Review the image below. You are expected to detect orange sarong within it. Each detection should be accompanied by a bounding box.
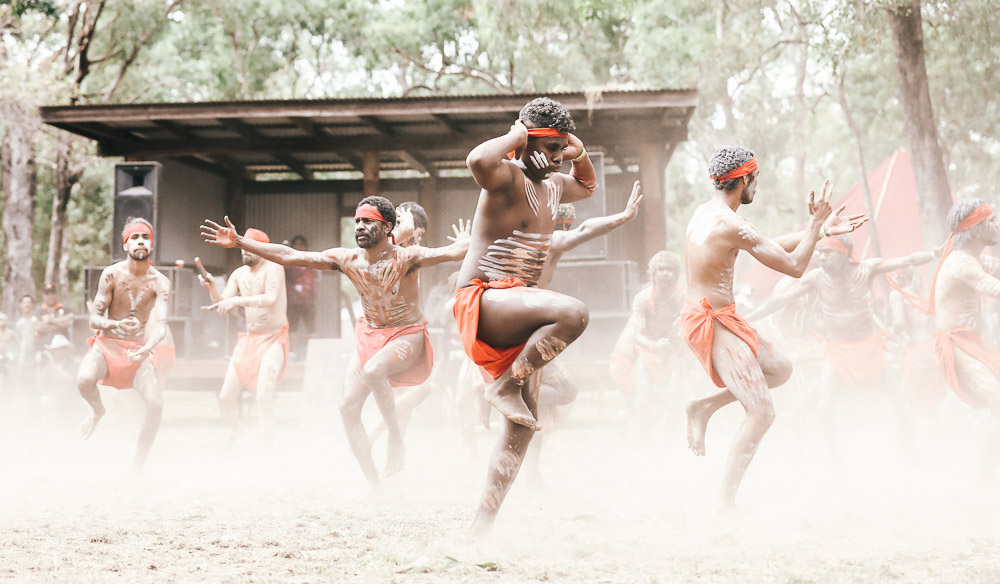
[87,334,175,390]
[355,320,433,387]
[233,323,290,392]
[824,333,884,387]
[680,298,759,388]
[452,278,527,380]
[933,327,1000,409]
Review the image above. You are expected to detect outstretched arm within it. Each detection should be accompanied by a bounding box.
[552,180,642,253]
[411,218,472,268]
[740,181,839,277]
[745,275,816,322]
[201,216,338,270]
[870,249,938,274]
[771,204,869,251]
[466,120,525,192]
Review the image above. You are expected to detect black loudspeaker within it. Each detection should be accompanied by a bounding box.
[112,162,160,263]
[547,259,640,315]
[561,151,607,261]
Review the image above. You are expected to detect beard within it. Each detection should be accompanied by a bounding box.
[355,230,378,249]
[128,248,149,261]
[740,182,757,205]
[242,253,259,266]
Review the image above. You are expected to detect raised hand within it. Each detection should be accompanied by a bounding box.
[823,204,869,236]
[201,216,239,248]
[808,180,834,227]
[194,257,215,290]
[448,218,471,243]
[622,180,643,220]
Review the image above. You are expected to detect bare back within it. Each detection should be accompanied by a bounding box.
[684,202,747,308]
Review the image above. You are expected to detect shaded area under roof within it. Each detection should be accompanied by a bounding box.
[40,89,698,181]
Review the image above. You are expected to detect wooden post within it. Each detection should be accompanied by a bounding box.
[640,143,666,267]
[363,151,381,196]
[418,176,438,243]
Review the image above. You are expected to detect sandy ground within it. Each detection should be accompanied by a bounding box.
[1,379,1000,584]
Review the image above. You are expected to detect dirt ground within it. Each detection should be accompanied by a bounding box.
[1,381,999,584]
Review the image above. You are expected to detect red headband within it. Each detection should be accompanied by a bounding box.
[244,228,270,243]
[355,205,396,243]
[122,222,153,246]
[816,237,852,256]
[929,202,995,314]
[710,157,758,181]
[508,127,570,159]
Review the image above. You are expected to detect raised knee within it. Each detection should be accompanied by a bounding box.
[771,359,793,387]
[558,300,589,336]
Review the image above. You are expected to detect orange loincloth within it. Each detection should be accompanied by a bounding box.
[355,320,433,387]
[680,298,759,389]
[452,278,527,380]
[933,327,1000,409]
[233,323,290,392]
[823,333,884,388]
[87,334,175,390]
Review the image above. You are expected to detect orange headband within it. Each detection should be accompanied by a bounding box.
[928,202,994,314]
[526,127,569,139]
[355,205,396,243]
[244,228,270,243]
[816,237,852,256]
[710,157,758,181]
[122,222,153,246]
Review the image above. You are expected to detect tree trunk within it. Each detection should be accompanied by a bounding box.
[45,138,79,291]
[887,0,952,244]
[837,67,881,257]
[0,109,39,315]
[792,21,809,223]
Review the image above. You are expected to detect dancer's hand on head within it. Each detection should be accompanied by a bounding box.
[201,216,239,248]
[622,180,643,219]
[509,119,529,159]
[564,133,585,162]
[823,205,869,236]
[448,218,471,243]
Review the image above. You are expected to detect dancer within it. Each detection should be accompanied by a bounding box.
[456,96,596,533]
[76,218,174,473]
[681,145,865,513]
[202,197,469,484]
[197,227,289,447]
[931,198,1000,485]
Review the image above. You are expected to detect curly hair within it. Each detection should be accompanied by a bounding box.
[519,97,576,134]
[397,201,428,230]
[708,145,755,192]
[123,216,153,236]
[947,198,992,248]
[357,196,396,229]
[648,250,680,276]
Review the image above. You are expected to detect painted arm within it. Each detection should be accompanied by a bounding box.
[745,274,816,322]
[870,250,937,274]
[205,263,284,316]
[740,182,836,277]
[556,133,597,203]
[412,218,472,268]
[130,275,170,362]
[979,254,1000,278]
[552,180,642,253]
[770,204,869,252]
[88,268,130,334]
[956,256,1000,299]
[466,120,525,192]
[201,216,338,270]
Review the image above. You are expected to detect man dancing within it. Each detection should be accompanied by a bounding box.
[197,228,289,446]
[456,96,596,533]
[681,145,865,513]
[930,198,1000,485]
[202,196,468,484]
[77,218,174,473]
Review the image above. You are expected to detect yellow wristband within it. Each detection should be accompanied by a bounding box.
[571,147,587,163]
[819,227,827,239]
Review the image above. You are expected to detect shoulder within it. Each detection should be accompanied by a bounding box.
[151,269,171,288]
[323,247,354,261]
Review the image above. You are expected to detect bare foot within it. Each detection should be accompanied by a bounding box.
[382,435,405,478]
[484,374,540,431]
[685,400,711,456]
[80,407,105,439]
